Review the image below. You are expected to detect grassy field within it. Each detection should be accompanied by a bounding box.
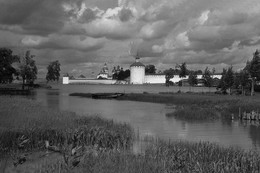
[2,96,260,172]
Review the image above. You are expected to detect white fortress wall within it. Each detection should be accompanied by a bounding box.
[169,75,188,83]
[145,75,166,84]
[130,66,145,84]
[143,74,222,84]
[62,77,117,84]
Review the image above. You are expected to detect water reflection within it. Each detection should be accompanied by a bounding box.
[30,87,260,152]
[248,122,260,151]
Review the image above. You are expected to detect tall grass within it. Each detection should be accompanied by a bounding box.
[0,96,134,157]
[36,139,260,173]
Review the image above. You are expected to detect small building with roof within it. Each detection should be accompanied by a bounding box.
[97,63,112,79]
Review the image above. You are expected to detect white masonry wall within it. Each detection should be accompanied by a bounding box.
[130,66,145,84]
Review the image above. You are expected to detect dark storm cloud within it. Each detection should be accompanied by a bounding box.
[0,0,41,25]
[118,8,133,22]
[78,8,99,23]
[21,35,105,52]
[185,11,260,54]
[0,0,67,36]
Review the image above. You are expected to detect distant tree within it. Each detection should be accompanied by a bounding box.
[178,62,188,79]
[219,66,234,94]
[19,50,37,89]
[117,69,130,80]
[112,65,122,79]
[202,67,213,91]
[164,68,174,86]
[178,62,188,91]
[197,70,203,74]
[78,74,86,78]
[145,64,156,74]
[212,67,216,75]
[245,49,260,96]
[46,60,61,83]
[233,70,250,95]
[218,68,227,92]
[225,66,234,94]
[188,72,198,91]
[218,67,235,94]
[0,48,19,84]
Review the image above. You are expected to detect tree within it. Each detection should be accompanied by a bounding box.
[246,49,260,96]
[19,50,37,89]
[145,64,156,74]
[188,72,198,91]
[0,48,19,84]
[219,66,234,94]
[46,60,61,83]
[117,69,130,80]
[218,68,227,92]
[178,62,188,79]
[178,62,188,90]
[202,67,213,91]
[226,66,234,94]
[164,68,174,86]
[233,70,250,95]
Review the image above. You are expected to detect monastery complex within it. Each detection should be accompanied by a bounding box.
[63,57,221,85]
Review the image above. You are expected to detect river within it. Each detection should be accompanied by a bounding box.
[30,84,260,152]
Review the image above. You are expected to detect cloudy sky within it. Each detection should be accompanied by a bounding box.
[1,0,260,77]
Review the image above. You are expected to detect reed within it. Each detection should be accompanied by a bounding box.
[0,96,134,158]
[36,139,260,173]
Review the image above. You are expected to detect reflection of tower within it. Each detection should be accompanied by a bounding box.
[130,52,145,84]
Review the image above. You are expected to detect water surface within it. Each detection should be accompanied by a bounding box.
[32,85,260,152]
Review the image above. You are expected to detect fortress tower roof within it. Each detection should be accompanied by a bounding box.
[130,53,145,67]
[130,61,145,67]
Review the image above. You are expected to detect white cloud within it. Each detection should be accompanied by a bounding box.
[176,32,190,48]
[198,10,209,25]
[152,45,163,53]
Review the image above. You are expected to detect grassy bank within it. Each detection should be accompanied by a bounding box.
[0,97,133,159]
[166,105,221,121]
[2,96,260,172]
[70,92,260,120]
[0,83,52,90]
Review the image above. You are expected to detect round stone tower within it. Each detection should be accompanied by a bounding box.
[130,54,145,84]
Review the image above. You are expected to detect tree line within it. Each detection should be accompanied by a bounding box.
[162,49,260,96]
[0,48,61,89]
[218,49,260,96]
